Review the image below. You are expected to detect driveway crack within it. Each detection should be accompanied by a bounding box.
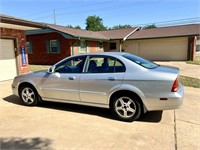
[174,110,177,150]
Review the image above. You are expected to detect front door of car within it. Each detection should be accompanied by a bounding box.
[42,56,86,101]
[79,56,126,104]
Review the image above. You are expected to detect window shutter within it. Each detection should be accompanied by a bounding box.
[57,40,61,53]
[46,40,50,53]
[29,42,33,54]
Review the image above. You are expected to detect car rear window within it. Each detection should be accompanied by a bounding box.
[123,54,159,69]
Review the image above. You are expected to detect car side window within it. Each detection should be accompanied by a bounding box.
[86,56,125,73]
[54,56,86,73]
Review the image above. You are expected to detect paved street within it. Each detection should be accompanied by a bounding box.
[0,80,199,150]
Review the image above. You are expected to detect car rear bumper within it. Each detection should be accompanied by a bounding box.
[145,84,184,111]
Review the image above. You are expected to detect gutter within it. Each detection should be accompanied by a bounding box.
[0,15,47,29]
[123,27,140,41]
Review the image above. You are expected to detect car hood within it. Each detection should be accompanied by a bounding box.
[16,70,47,79]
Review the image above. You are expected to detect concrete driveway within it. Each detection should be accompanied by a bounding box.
[0,80,199,150]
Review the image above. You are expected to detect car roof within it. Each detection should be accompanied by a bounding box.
[74,52,128,57]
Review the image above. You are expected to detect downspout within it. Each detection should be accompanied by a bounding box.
[123,27,140,41]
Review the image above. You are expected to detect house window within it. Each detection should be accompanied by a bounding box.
[50,40,60,53]
[98,41,103,50]
[110,42,116,50]
[26,42,33,54]
[79,40,87,53]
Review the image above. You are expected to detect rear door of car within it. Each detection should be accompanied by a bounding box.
[79,55,126,104]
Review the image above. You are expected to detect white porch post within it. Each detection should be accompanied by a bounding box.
[119,40,122,52]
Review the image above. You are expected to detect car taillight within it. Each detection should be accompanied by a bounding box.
[171,78,179,92]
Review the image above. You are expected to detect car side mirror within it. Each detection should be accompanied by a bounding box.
[47,66,55,74]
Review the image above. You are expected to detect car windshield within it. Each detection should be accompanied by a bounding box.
[123,54,159,69]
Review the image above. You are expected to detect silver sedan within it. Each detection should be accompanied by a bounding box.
[12,52,184,122]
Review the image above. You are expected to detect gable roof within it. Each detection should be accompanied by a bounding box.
[128,24,200,40]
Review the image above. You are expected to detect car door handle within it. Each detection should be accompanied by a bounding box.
[68,76,75,80]
[108,77,116,81]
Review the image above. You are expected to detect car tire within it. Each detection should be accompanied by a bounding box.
[111,95,141,122]
[19,85,38,106]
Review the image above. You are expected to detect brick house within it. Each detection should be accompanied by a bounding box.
[27,23,199,65]
[0,14,46,81]
[26,24,138,65]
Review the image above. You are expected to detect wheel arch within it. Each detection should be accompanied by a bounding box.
[109,89,147,113]
[18,82,42,101]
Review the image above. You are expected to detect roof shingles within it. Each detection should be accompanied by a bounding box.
[128,24,200,40]
[48,24,108,40]
[48,24,138,40]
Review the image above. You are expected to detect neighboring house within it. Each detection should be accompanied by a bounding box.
[26,25,139,64]
[0,14,46,81]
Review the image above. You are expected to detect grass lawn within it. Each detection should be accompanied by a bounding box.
[29,65,51,72]
[186,55,200,65]
[179,76,200,88]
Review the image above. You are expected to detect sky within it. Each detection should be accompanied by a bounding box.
[0,0,200,29]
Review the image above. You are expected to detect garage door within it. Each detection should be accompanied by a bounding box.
[138,37,188,61]
[0,39,17,81]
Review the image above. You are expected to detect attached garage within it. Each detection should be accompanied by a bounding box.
[0,14,46,82]
[125,37,188,61]
[0,39,17,81]
[125,24,199,61]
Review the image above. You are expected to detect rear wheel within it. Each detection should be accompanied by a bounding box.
[19,86,38,106]
[111,96,141,122]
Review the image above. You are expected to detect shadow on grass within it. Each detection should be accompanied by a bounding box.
[0,137,52,150]
[3,94,163,123]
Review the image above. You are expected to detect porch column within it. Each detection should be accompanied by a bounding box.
[119,40,123,52]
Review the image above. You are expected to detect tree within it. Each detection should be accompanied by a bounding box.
[66,25,81,29]
[85,15,106,31]
[109,24,132,30]
[143,24,157,29]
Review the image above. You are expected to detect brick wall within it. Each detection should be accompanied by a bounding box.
[27,32,107,65]
[27,32,71,65]
[0,27,29,74]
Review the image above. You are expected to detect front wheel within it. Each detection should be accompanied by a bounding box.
[19,86,38,106]
[111,96,141,122]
